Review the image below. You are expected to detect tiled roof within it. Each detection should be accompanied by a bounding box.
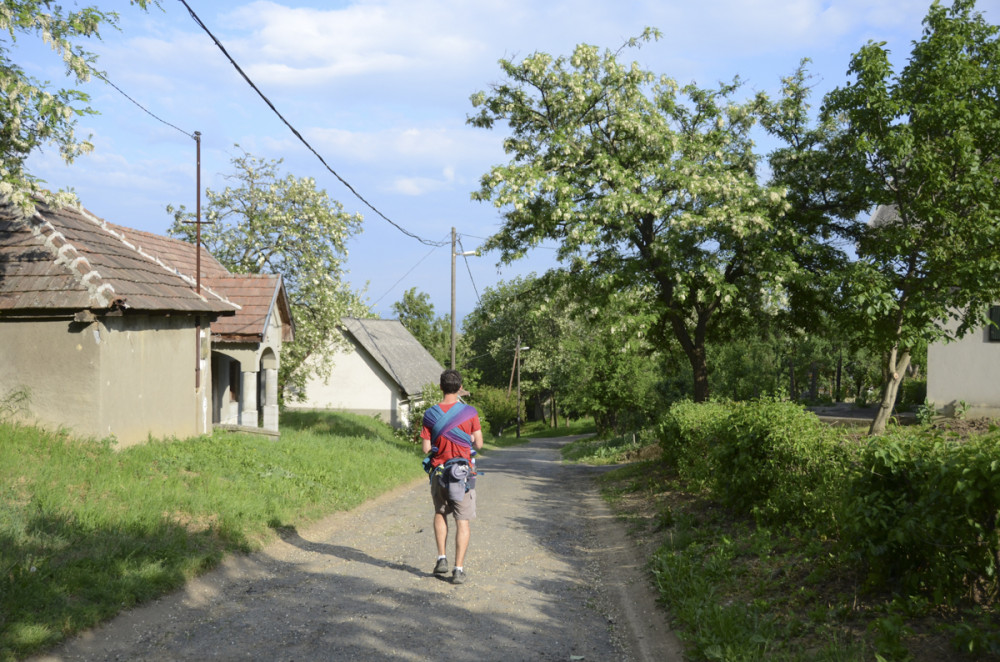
[110,223,230,279]
[205,273,294,342]
[0,200,237,315]
[342,317,444,398]
[110,222,293,343]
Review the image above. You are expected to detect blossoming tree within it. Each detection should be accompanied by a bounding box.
[469,30,799,402]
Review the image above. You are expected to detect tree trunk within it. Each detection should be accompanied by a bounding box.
[688,345,710,403]
[869,349,912,435]
[835,349,843,402]
[809,361,819,401]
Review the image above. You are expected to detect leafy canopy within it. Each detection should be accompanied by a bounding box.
[469,29,798,401]
[0,1,149,213]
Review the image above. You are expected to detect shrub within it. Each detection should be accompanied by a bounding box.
[841,428,1000,602]
[711,398,851,529]
[896,378,927,411]
[657,400,732,489]
[469,385,519,437]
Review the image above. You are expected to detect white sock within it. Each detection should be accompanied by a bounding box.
[437,555,446,561]
[454,566,463,572]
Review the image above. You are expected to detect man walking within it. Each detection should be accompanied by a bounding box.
[420,369,484,584]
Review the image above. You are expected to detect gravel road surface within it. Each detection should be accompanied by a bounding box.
[31,435,684,662]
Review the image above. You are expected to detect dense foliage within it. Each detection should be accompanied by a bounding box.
[391,287,450,367]
[470,30,799,404]
[659,399,1000,607]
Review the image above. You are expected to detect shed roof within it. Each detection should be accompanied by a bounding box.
[341,317,444,398]
[0,199,237,315]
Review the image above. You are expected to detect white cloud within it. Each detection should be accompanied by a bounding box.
[389,166,456,196]
[222,0,484,85]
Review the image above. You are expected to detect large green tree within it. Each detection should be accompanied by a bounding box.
[0,1,148,213]
[816,0,1000,434]
[391,287,450,366]
[168,148,369,400]
[469,30,796,402]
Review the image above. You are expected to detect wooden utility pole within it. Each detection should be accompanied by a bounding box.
[450,227,457,369]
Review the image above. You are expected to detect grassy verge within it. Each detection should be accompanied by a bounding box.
[567,436,1000,661]
[0,411,424,662]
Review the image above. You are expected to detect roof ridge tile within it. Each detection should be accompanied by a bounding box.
[28,211,117,308]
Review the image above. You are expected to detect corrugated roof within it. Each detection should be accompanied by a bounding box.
[0,199,237,314]
[341,317,444,398]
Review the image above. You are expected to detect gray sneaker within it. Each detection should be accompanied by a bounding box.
[451,568,466,584]
[433,558,449,575]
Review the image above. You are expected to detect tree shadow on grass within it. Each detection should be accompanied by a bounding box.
[0,511,227,661]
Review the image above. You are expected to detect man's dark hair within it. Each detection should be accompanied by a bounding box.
[440,369,463,394]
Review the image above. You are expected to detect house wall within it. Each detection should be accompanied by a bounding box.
[0,315,103,437]
[287,332,405,427]
[927,323,1000,418]
[0,314,205,446]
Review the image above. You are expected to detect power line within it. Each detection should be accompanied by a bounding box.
[457,236,482,306]
[370,237,447,307]
[91,70,195,140]
[176,0,447,248]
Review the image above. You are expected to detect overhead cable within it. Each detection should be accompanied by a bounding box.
[176,0,448,247]
[91,70,195,140]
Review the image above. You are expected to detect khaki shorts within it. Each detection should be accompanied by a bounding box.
[431,477,477,520]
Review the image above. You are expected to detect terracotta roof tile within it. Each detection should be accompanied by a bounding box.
[0,199,237,315]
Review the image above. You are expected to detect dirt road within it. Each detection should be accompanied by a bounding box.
[32,435,684,661]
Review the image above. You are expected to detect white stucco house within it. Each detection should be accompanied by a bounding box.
[286,317,444,429]
[109,224,295,435]
[0,198,237,446]
[927,306,1000,418]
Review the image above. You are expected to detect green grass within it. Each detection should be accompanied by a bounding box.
[483,417,597,448]
[0,411,425,662]
[524,417,596,438]
[561,428,647,464]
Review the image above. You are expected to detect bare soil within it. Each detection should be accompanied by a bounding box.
[30,435,684,662]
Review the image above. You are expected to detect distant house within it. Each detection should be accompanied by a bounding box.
[109,225,294,434]
[286,317,444,428]
[0,199,237,446]
[927,307,1000,419]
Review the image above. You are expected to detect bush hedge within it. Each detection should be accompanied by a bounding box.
[842,428,1000,602]
[711,399,852,529]
[658,399,1000,604]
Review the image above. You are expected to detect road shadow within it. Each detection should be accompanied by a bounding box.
[273,525,426,578]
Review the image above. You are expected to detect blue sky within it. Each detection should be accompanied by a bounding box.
[19,0,1000,323]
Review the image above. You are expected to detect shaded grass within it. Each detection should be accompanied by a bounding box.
[0,411,424,661]
[484,418,596,448]
[561,428,650,464]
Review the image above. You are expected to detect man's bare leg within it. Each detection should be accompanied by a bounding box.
[455,519,471,568]
[434,513,448,557]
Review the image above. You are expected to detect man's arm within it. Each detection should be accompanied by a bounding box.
[472,429,483,451]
